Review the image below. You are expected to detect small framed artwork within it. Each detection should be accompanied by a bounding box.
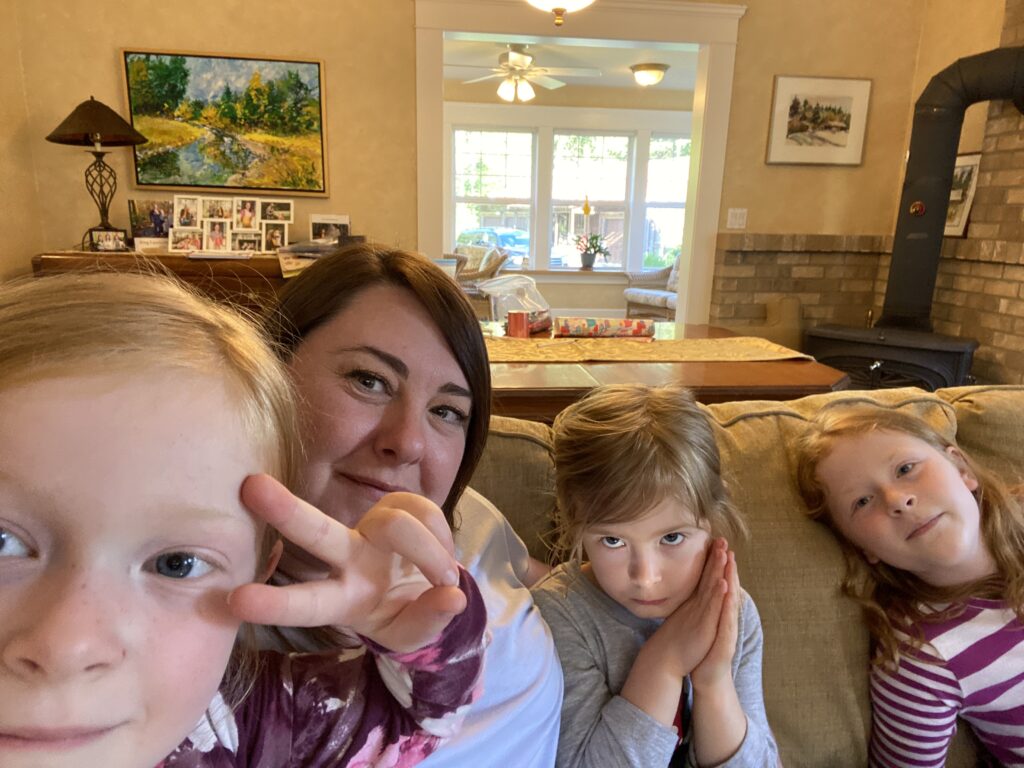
[232,231,262,252]
[766,76,871,165]
[234,197,260,231]
[168,227,203,253]
[127,197,173,238]
[310,213,350,240]
[263,221,288,252]
[89,228,129,252]
[945,153,982,237]
[203,221,232,252]
[259,199,294,224]
[173,195,199,228]
[201,197,234,221]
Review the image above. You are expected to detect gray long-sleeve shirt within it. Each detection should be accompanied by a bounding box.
[532,561,779,768]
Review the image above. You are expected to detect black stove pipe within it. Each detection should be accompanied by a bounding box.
[878,46,1024,331]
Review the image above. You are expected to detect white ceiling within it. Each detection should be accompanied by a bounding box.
[443,35,699,91]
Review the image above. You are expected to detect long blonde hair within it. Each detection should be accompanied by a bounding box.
[0,271,301,701]
[551,384,744,563]
[795,405,1024,667]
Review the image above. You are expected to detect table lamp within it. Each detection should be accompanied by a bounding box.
[45,97,147,248]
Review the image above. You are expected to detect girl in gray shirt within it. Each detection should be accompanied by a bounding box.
[532,384,779,768]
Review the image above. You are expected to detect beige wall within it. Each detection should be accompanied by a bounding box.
[7,0,419,277]
[718,0,1003,236]
[2,5,43,280]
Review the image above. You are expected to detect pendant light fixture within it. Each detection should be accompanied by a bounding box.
[525,0,596,27]
[497,76,536,103]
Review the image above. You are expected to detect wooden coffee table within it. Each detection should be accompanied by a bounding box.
[489,325,849,422]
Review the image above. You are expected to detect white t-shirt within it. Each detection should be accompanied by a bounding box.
[418,487,562,768]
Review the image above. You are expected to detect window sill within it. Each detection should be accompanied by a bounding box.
[517,269,628,284]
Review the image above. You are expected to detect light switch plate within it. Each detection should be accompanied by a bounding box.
[726,208,748,230]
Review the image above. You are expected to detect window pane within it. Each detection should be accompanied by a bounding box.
[550,205,625,270]
[454,203,530,269]
[643,206,684,270]
[454,130,533,199]
[552,134,629,201]
[646,137,690,203]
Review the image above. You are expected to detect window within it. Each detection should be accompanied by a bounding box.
[446,104,691,272]
[643,136,690,269]
[452,129,533,268]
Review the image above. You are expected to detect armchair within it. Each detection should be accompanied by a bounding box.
[623,258,679,319]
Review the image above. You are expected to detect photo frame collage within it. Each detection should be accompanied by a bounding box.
[168,195,294,254]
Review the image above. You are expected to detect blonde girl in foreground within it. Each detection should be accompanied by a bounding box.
[796,405,1024,767]
[0,272,485,768]
[531,384,778,768]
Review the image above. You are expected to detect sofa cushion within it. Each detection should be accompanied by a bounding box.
[623,287,675,308]
[703,387,982,767]
[471,415,556,562]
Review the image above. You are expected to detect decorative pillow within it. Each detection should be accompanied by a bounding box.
[666,256,680,290]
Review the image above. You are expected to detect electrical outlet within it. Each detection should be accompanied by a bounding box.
[726,208,748,230]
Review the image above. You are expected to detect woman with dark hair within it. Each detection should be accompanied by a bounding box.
[263,244,562,767]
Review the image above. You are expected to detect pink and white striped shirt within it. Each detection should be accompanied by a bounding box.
[869,597,1024,767]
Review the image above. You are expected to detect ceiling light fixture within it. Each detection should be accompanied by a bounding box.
[525,0,596,27]
[497,76,536,103]
[631,63,669,87]
[516,78,536,102]
[497,77,517,102]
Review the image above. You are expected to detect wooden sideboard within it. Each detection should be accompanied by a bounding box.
[32,251,288,311]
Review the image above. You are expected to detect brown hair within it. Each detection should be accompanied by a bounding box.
[795,405,1024,667]
[0,271,301,703]
[551,384,744,562]
[266,243,491,525]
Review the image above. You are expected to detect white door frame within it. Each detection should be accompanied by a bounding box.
[415,0,746,323]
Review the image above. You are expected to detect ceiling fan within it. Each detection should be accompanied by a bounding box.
[450,45,602,93]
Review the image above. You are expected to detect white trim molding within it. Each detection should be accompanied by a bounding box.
[416,0,746,324]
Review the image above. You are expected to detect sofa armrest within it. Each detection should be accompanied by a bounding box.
[625,265,672,288]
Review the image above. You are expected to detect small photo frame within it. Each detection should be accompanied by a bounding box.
[310,213,351,241]
[203,221,233,252]
[945,153,982,237]
[766,76,871,166]
[232,231,262,252]
[262,221,288,252]
[173,195,199,228]
[234,197,260,231]
[89,228,128,252]
[259,198,294,224]
[201,197,234,222]
[127,197,173,238]
[168,227,203,253]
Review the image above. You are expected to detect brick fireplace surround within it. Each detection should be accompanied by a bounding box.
[711,0,1024,385]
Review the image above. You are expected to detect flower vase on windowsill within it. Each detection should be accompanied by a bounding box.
[575,233,610,271]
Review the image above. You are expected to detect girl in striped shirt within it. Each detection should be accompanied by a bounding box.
[796,405,1024,768]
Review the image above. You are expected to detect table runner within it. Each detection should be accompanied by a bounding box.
[484,336,813,363]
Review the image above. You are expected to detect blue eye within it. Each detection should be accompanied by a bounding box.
[600,536,625,549]
[661,532,686,546]
[150,551,214,580]
[0,527,33,559]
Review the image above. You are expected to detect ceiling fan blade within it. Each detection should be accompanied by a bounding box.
[527,74,566,90]
[535,66,602,78]
[461,72,506,85]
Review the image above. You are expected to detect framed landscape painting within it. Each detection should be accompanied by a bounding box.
[945,153,981,237]
[766,76,871,165]
[122,50,327,195]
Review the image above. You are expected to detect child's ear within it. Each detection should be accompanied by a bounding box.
[257,538,283,583]
[945,446,980,492]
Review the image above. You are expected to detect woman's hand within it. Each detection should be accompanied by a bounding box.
[227,474,466,653]
[690,549,741,691]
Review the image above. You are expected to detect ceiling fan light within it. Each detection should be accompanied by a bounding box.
[516,78,536,102]
[497,77,517,102]
[631,63,669,87]
[525,0,596,26]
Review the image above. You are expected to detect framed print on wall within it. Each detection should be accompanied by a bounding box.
[122,50,327,195]
[766,76,871,165]
[945,153,982,237]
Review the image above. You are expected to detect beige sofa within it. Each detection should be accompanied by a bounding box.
[469,385,1024,766]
